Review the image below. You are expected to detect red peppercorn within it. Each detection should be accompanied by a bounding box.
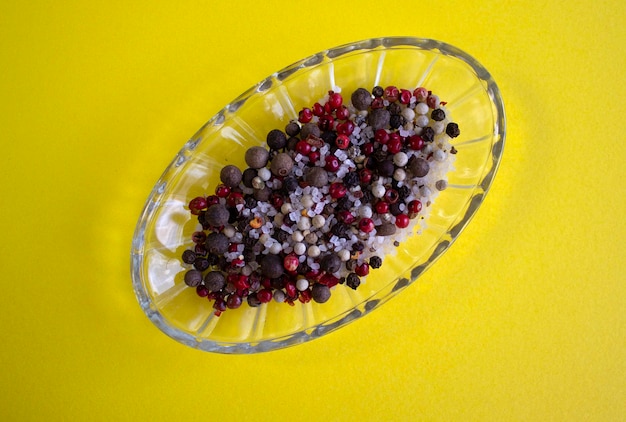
[227,192,244,207]
[283,254,300,272]
[362,142,375,156]
[407,200,422,214]
[298,289,312,303]
[375,129,390,144]
[329,182,347,199]
[360,168,373,184]
[384,188,399,204]
[375,201,389,214]
[196,285,209,297]
[358,218,375,233]
[299,107,313,123]
[328,91,343,110]
[308,150,320,164]
[413,87,428,101]
[319,273,339,287]
[335,134,350,149]
[387,137,403,154]
[337,121,355,136]
[257,289,273,303]
[371,97,385,109]
[312,102,324,117]
[318,114,334,131]
[383,86,399,102]
[206,195,220,206]
[355,262,370,277]
[325,155,340,172]
[285,281,297,298]
[228,243,239,253]
[324,102,332,114]
[399,89,412,104]
[295,140,311,155]
[215,184,231,198]
[192,231,206,244]
[395,214,410,228]
[408,135,424,150]
[338,210,355,224]
[335,105,349,120]
[305,269,322,280]
[188,196,207,215]
[271,193,284,209]
[226,294,243,309]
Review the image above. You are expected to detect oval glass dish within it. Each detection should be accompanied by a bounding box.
[131,37,505,353]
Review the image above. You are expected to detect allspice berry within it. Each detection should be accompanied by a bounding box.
[304,166,328,187]
[377,159,395,177]
[311,283,331,303]
[242,168,257,188]
[300,122,321,139]
[285,121,300,137]
[205,232,229,255]
[184,269,203,287]
[245,146,269,169]
[270,152,294,176]
[204,203,230,227]
[375,223,397,236]
[220,165,242,188]
[368,108,390,130]
[320,254,341,274]
[267,129,287,150]
[351,88,373,111]
[409,157,430,177]
[253,186,271,202]
[204,271,226,292]
[261,254,284,279]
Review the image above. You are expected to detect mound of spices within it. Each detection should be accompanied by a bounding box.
[181,85,459,315]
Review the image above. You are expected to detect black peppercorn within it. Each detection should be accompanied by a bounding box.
[368,108,390,130]
[377,159,395,177]
[352,241,365,252]
[220,165,243,188]
[335,196,352,212]
[311,283,331,303]
[296,262,310,275]
[204,271,226,292]
[267,129,287,150]
[389,114,404,129]
[242,249,256,263]
[372,86,384,97]
[351,88,373,111]
[270,276,286,290]
[274,229,289,243]
[446,122,460,138]
[247,293,261,307]
[387,102,401,115]
[320,254,342,273]
[431,109,446,121]
[205,232,229,255]
[346,273,361,290]
[244,195,257,209]
[227,207,239,224]
[242,168,257,188]
[285,121,300,137]
[398,185,410,200]
[253,186,271,202]
[286,136,299,151]
[320,130,337,145]
[181,249,196,264]
[260,254,284,279]
[205,204,230,227]
[369,256,383,269]
[389,203,402,216]
[282,176,299,193]
[343,171,360,188]
[184,269,203,287]
[330,222,349,238]
[345,259,356,271]
[206,253,219,266]
[421,127,435,143]
[194,257,209,271]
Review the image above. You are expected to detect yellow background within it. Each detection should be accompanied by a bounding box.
[1,1,625,420]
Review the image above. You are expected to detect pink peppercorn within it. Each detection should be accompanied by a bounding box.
[295,140,311,155]
[407,200,422,214]
[387,137,402,154]
[206,195,220,206]
[375,201,389,214]
[196,285,209,297]
[355,262,370,277]
[329,182,347,199]
[338,210,355,224]
[335,134,350,149]
[328,91,343,110]
[371,97,385,109]
[257,289,273,303]
[375,129,390,144]
[413,87,428,101]
[215,184,230,198]
[308,150,320,164]
[383,86,399,102]
[299,108,313,123]
[318,114,334,131]
[360,168,373,184]
[188,196,207,215]
[335,106,349,120]
[408,135,424,151]
[283,254,299,272]
[312,102,324,117]
[399,89,412,104]
[395,214,410,228]
[362,142,375,156]
[358,218,375,233]
[337,121,355,136]
[325,155,340,172]
[298,289,312,303]
[285,281,297,298]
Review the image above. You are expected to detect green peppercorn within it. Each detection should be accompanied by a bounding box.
[267,129,287,150]
[245,146,269,169]
[311,283,331,303]
[304,166,328,187]
[351,88,373,111]
[205,232,229,255]
[368,108,390,130]
[220,165,242,188]
[184,269,203,287]
[204,271,226,292]
[270,152,294,176]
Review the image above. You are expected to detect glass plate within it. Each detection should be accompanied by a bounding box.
[131,37,506,353]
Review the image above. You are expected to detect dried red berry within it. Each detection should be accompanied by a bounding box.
[215,184,231,198]
[308,150,320,164]
[257,289,273,303]
[335,134,350,149]
[413,87,428,101]
[318,114,334,131]
[312,102,324,117]
[338,210,355,224]
[329,182,347,199]
[325,155,340,172]
[299,107,312,123]
[328,92,343,110]
[408,135,425,151]
[407,200,422,214]
[362,142,375,156]
[283,254,300,272]
[188,196,208,215]
[336,121,355,136]
[359,168,373,184]
[358,218,375,233]
[355,262,370,277]
[383,86,399,102]
[399,89,412,104]
[295,140,312,155]
[375,129,390,144]
[387,137,403,154]
[395,214,410,228]
[335,105,349,120]
[375,201,389,214]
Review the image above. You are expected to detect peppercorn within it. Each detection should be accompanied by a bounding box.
[300,122,321,140]
[311,283,331,303]
[398,185,410,200]
[320,253,342,274]
[270,276,286,290]
[408,157,430,177]
[372,86,384,97]
[345,259,356,271]
[260,254,284,278]
[431,109,446,121]
[205,203,230,227]
[194,257,209,271]
[352,241,365,252]
[206,253,218,266]
[244,195,257,209]
[387,102,401,115]
[343,171,360,188]
[227,207,239,224]
[286,137,299,151]
[205,232,229,255]
[247,293,261,307]
[377,159,395,177]
[389,114,404,129]
[245,146,269,169]
[369,255,383,269]
[181,249,196,264]
[368,108,390,130]
[435,180,448,191]
[421,127,435,143]
[270,152,294,176]
[274,229,289,243]
[220,165,243,188]
[351,88,373,111]
[242,249,256,263]
[446,122,460,138]
[285,121,300,137]
[335,196,352,212]
[204,271,226,292]
[389,203,402,216]
[267,129,287,150]
[296,262,310,275]
[304,232,318,244]
[253,186,271,202]
[320,130,337,145]
[346,273,361,289]
[242,168,257,188]
[330,222,350,238]
[184,269,203,287]
[375,223,396,236]
[304,166,328,187]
